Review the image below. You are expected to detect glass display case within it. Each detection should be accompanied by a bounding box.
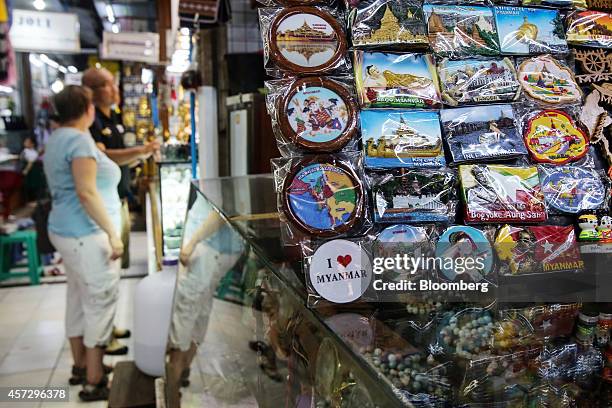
[158,161,192,258]
[165,175,612,408]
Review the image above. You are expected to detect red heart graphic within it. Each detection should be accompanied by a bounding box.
[337,255,352,268]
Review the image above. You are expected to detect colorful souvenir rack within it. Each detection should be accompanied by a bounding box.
[258,0,612,405]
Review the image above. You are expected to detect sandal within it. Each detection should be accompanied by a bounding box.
[69,365,113,385]
[78,376,109,402]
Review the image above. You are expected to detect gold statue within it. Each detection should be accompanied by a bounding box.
[516,16,538,42]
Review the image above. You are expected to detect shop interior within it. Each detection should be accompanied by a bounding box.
[0,0,611,407]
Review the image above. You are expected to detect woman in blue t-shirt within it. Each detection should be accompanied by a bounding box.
[43,86,122,402]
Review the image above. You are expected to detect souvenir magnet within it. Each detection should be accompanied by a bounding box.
[494,7,568,55]
[578,214,600,241]
[495,225,583,275]
[268,7,347,75]
[540,166,606,213]
[438,58,520,106]
[522,0,586,9]
[524,110,589,165]
[371,169,456,223]
[278,77,358,152]
[573,49,612,84]
[435,226,494,282]
[459,164,547,223]
[361,109,445,168]
[351,0,428,49]
[354,51,441,109]
[441,104,527,164]
[518,56,582,105]
[373,225,432,276]
[283,157,364,236]
[567,11,612,49]
[424,5,500,58]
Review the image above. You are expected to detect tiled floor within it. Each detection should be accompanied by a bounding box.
[0,279,137,408]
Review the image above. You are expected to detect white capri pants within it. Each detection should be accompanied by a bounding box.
[49,231,120,348]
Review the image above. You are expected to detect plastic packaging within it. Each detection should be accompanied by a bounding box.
[349,0,428,49]
[517,55,583,106]
[423,5,500,58]
[522,0,587,8]
[437,57,521,106]
[360,109,446,168]
[503,304,581,340]
[441,104,528,164]
[353,51,442,109]
[458,164,547,223]
[494,224,584,276]
[567,10,612,49]
[519,108,590,165]
[369,168,457,224]
[272,152,369,245]
[434,308,497,359]
[265,76,359,155]
[494,7,569,55]
[259,6,351,77]
[434,225,495,283]
[539,165,609,214]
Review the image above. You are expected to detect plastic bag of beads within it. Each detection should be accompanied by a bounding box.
[491,311,537,351]
[271,152,371,246]
[494,224,585,276]
[458,164,547,224]
[424,4,501,59]
[353,51,442,109]
[567,10,612,49]
[361,109,446,169]
[515,55,583,107]
[459,348,541,404]
[348,0,429,50]
[493,7,569,56]
[538,165,610,215]
[368,168,457,224]
[301,236,374,307]
[258,7,351,78]
[441,104,528,165]
[437,57,521,107]
[265,76,360,156]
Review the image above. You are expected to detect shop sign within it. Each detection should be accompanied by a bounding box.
[10,10,80,53]
[101,32,159,64]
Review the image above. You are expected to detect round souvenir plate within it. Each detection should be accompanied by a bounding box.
[434,226,494,282]
[277,77,358,152]
[268,7,347,75]
[524,110,589,165]
[541,167,606,213]
[282,156,364,236]
[518,56,582,105]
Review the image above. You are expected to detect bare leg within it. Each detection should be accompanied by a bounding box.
[69,336,86,368]
[85,346,105,385]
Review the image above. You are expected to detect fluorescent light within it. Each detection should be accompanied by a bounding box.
[51,79,64,94]
[111,23,119,33]
[40,54,59,69]
[105,4,115,23]
[29,54,43,67]
[0,85,13,93]
[68,66,78,73]
[58,66,68,74]
[180,27,190,36]
[32,0,46,10]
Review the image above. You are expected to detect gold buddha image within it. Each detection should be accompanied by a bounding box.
[515,16,538,42]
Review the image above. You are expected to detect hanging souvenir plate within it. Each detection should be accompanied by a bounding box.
[524,110,589,164]
[371,169,456,223]
[567,11,612,49]
[438,58,520,106]
[351,0,428,49]
[435,226,494,282]
[459,164,547,223]
[540,166,606,213]
[518,56,582,105]
[361,109,445,168]
[283,158,364,236]
[424,5,500,58]
[278,77,359,152]
[268,7,347,75]
[494,7,569,55]
[441,104,527,164]
[494,225,583,276]
[354,51,441,109]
